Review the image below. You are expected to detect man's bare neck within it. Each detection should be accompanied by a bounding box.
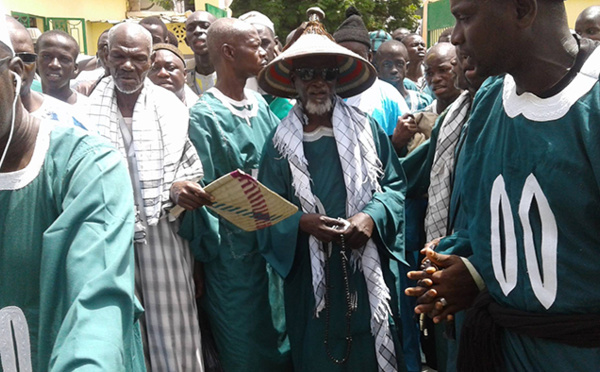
[116,89,142,117]
[44,86,77,105]
[21,90,44,114]
[194,54,215,75]
[215,77,246,101]
[0,109,41,172]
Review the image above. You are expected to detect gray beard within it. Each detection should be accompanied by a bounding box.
[304,97,333,116]
[115,82,144,95]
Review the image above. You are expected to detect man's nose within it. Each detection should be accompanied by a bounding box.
[49,57,60,68]
[122,59,134,70]
[157,67,169,78]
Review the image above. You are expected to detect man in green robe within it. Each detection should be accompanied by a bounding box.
[186,18,291,371]
[257,19,408,372]
[406,0,600,371]
[0,18,144,371]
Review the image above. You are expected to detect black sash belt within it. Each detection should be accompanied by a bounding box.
[457,290,600,372]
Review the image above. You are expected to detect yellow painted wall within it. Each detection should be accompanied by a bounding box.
[4,0,126,21]
[87,22,113,55]
[6,0,126,55]
[566,0,596,29]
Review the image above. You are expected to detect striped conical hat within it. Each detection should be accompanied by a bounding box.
[258,24,376,99]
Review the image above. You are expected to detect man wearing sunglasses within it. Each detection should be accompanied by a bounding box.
[257,18,407,372]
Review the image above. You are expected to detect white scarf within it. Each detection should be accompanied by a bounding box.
[273,97,397,371]
[88,77,203,225]
[425,91,472,241]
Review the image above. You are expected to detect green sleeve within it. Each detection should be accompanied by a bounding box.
[188,100,219,183]
[45,143,143,371]
[360,117,408,265]
[179,202,222,263]
[257,134,303,279]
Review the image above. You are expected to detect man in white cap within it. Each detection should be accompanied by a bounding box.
[257,16,407,372]
[240,10,295,119]
[187,17,292,371]
[0,12,144,372]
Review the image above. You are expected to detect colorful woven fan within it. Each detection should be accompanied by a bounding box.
[170,170,298,231]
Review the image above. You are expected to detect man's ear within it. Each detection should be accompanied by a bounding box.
[9,57,24,82]
[72,62,79,79]
[222,43,235,61]
[184,36,189,47]
[513,0,537,29]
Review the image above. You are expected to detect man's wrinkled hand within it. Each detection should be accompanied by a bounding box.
[170,181,215,211]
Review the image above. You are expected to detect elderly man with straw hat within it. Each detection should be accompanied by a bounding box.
[257,14,408,372]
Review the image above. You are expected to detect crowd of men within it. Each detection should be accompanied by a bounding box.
[0,1,599,371]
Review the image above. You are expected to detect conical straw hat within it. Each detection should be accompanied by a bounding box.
[258,28,376,98]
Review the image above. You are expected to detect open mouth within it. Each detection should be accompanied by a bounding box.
[45,72,62,80]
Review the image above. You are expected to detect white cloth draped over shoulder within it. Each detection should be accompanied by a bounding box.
[88,77,204,225]
[272,97,398,372]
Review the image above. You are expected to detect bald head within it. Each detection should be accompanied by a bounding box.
[373,40,409,91]
[425,42,460,103]
[576,6,600,41]
[207,18,266,84]
[425,42,456,66]
[207,18,256,65]
[375,40,408,63]
[108,23,152,54]
[107,23,153,95]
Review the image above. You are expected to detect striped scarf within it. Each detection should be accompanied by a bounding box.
[273,97,398,371]
[88,77,203,225]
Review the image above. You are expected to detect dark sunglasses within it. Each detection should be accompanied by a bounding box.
[16,52,37,63]
[294,67,339,82]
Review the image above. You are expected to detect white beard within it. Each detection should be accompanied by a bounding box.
[304,97,333,116]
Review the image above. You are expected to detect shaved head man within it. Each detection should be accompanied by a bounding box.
[89,21,209,371]
[405,0,600,371]
[185,11,217,95]
[374,40,410,97]
[576,5,600,41]
[186,17,291,372]
[424,42,462,113]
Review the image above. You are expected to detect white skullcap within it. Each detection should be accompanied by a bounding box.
[0,3,14,55]
[239,11,275,34]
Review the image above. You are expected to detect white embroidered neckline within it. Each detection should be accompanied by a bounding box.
[502,47,600,121]
[0,122,53,191]
[303,126,334,142]
[207,87,259,121]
